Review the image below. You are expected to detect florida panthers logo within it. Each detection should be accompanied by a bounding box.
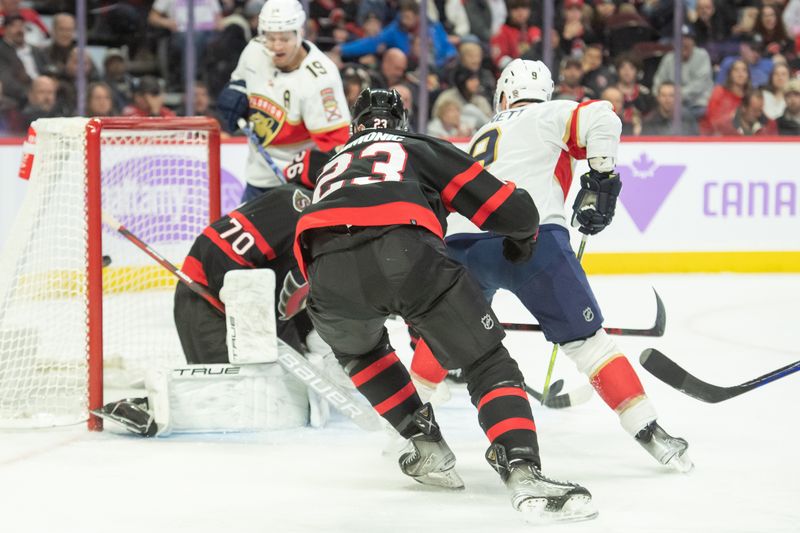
[249,94,287,146]
[278,270,309,321]
[292,189,311,212]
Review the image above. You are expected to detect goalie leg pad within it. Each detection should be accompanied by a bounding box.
[219,269,278,364]
[146,362,308,436]
[561,330,656,435]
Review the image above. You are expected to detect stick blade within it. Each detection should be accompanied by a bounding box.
[640,349,728,403]
[651,289,667,337]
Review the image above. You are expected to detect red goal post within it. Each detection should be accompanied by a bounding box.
[0,117,220,430]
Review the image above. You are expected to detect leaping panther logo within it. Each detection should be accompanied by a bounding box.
[248,94,287,146]
[278,270,309,321]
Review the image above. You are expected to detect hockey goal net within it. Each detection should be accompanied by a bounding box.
[0,117,220,429]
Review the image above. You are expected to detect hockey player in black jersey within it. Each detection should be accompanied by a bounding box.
[294,88,597,522]
[177,182,314,361]
[94,183,338,436]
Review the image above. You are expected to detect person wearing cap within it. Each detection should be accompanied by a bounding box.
[652,23,714,118]
[0,14,50,107]
[122,75,176,118]
[716,35,774,88]
[102,48,134,111]
[553,57,596,102]
[776,78,800,135]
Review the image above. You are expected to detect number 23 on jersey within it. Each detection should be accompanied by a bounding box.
[313,142,408,202]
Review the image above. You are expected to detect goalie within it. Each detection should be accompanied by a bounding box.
[95,182,346,436]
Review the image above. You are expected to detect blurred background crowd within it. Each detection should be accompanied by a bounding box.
[1,0,800,138]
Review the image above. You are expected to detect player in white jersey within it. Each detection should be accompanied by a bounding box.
[412,59,694,473]
[217,0,351,200]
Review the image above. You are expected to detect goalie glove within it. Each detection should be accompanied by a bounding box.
[571,169,622,236]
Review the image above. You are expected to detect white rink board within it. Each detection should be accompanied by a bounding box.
[2,139,799,253]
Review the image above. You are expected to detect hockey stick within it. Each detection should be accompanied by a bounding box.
[540,234,589,404]
[237,118,287,184]
[102,211,382,431]
[502,288,666,337]
[525,383,594,409]
[640,348,800,403]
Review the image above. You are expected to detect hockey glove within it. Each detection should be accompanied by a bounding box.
[571,169,622,235]
[216,80,249,134]
[502,231,538,264]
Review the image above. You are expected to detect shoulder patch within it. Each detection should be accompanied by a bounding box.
[320,88,343,122]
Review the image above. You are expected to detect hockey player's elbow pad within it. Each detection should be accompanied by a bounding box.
[217,80,249,134]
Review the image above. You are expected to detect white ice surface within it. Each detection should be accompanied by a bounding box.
[1,274,798,533]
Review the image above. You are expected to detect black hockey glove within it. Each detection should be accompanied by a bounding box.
[502,231,538,264]
[216,80,249,134]
[571,169,622,236]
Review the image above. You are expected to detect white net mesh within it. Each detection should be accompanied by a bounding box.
[0,118,217,428]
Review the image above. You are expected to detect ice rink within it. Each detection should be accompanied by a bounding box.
[1,273,798,533]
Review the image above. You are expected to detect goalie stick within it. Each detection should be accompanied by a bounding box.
[640,348,800,403]
[102,211,382,431]
[502,288,667,337]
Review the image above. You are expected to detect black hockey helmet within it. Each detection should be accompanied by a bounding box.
[350,88,409,133]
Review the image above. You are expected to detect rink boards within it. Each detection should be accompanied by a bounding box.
[1,136,798,273]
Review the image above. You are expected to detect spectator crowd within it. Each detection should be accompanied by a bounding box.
[2,0,800,137]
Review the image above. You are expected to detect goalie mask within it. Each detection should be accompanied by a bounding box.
[494,59,554,113]
[350,88,409,134]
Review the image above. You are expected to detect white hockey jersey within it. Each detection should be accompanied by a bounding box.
[231,40,351,188]
[447,99,621,234]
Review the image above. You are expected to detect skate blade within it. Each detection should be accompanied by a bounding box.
[412,468,465,490]
[667,451,695,473]
[518,494,598,524]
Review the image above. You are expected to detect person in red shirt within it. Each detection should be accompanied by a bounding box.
[490,0,542,69]
[122,75,176,118]
[715,89,779,136]
[701,59,751,134]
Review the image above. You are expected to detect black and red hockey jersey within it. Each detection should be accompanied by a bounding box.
[182,183,313,322]
[293,129,539,277]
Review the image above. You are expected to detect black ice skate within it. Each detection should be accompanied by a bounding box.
[398,403,464,489]
[91,397,157,437]
[635,421,694,473]
[486,443,598,523]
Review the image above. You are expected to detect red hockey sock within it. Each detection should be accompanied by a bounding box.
[590,355,646,412]
[410,339,448,384]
